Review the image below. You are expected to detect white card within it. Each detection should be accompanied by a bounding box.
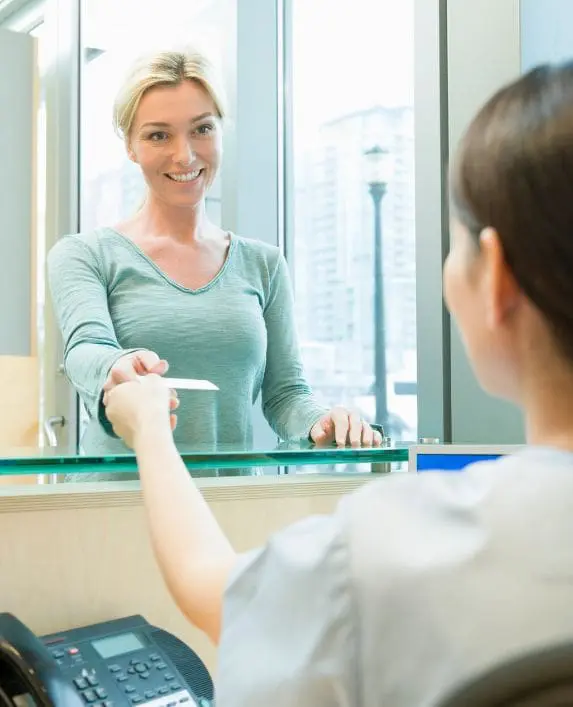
[137,376,219,391]
[163,377,219,391]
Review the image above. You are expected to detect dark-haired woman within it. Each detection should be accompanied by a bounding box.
[103,62,573,706]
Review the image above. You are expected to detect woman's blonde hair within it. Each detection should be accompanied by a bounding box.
[112,47,226,142]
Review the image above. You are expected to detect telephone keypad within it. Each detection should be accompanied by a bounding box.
[72,649,196,707]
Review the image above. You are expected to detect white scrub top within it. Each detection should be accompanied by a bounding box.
[217,447,573,706]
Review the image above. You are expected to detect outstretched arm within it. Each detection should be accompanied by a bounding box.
[104,376,238,644]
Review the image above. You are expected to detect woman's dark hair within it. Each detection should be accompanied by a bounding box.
[450,60,573,361]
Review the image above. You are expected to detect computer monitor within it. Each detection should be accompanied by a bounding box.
[408,444,523,472]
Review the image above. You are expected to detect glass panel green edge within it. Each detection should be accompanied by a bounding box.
[0,444,409,476]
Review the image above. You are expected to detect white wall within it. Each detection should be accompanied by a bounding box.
[0,28,35,356]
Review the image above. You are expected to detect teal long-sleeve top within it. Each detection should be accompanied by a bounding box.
[47,228,326,454]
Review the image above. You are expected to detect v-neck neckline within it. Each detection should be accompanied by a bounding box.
[104,227,236,294]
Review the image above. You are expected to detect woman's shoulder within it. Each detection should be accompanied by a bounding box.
[48,228,138,276]
[233,233,280,256]
[48,227,118,261]
[232,234,284,275]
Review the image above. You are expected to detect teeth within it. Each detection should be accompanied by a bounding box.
[168,170,201,182]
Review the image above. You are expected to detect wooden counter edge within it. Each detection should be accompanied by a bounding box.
[0,474,373,513]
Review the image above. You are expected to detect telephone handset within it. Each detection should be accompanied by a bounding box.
[0,613,83,707]
[0,614,213,707]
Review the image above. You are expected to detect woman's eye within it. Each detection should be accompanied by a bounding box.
[149,131,168,142]
[194,123,215,136]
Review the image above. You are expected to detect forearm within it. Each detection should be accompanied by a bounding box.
[263,385,327,440]
[65,343,139,413]
[66,345,152,434]
[262,253,328,440]
[133,420,238,644]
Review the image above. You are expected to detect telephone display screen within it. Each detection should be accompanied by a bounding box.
[91,632,146,659]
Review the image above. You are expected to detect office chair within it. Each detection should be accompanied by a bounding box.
[438,642,573,706]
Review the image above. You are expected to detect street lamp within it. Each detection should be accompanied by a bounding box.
[364,144,392,432]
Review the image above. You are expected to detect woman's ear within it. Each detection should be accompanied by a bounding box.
[126,140,137,163]
[479,227,521,328]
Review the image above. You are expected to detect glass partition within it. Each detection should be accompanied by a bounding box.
[0,443,408,478]
[0,442,408,482]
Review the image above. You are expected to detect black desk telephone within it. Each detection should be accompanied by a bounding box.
[0,614,213,707]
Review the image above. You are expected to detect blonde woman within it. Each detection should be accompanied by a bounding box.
[48,48,381,455]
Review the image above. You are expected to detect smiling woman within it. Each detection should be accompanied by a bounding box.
[113,50,225,214]
[46,46,382,468]
[124,85,222,209]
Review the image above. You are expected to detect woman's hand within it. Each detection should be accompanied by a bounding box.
[103,374,179,449]
[310,407,383,448]
[103,350,168,395]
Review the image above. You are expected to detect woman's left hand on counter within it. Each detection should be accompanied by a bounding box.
[310,407,383,448]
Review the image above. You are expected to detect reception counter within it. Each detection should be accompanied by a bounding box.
[0,443,408,673]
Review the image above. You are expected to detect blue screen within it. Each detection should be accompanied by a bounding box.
[416,453,502,472]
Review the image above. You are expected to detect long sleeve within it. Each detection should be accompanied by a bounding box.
[47,235,145,422]
[261,253,327,439]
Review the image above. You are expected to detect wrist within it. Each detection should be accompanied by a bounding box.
[133,409,174,449]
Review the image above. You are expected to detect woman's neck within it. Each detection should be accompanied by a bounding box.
[522,355,573,451]
[129,197,216,244]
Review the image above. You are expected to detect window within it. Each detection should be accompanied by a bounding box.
[289,0,417,442]
[79,0,233,233]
